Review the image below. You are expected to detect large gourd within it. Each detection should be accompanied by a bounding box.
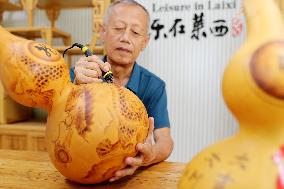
[0,26,149,184]
[179,0,284,188]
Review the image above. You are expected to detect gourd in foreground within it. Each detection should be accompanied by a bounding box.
[179,0,284,188]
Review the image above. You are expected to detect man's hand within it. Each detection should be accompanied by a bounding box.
[109,117,155,182]
[74,55,111,84]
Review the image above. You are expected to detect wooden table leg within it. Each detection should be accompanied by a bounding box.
[21,0,38,27]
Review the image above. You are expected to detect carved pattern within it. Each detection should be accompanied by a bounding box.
[53,128,73,165]
[20,55,64,88]
[34,44,57,57]
[72,88,94,139]
[54,142,72,164]
[93,2,102,15]
[93,21,102,34]
[84,89,93,126]
[28,42,61,61]
[53,86,98,165]
[229,153,249,170]
[96,139,119,159]
[185,169,203,188]
[84,161,121,181]
[204,153,221,169]
[25,89,54,108]
[118,121,137,149]
[53,87,80,165]
[184,152,250,188]
[117,87,146,121]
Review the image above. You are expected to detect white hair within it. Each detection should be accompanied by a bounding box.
[103,0,150,32]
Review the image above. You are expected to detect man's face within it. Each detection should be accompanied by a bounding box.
[100,4,149,65]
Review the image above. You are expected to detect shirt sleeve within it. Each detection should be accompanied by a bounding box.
[146,83,170,129]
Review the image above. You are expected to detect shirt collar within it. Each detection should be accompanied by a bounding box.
[126,63,141,94]
[103,56,141,94]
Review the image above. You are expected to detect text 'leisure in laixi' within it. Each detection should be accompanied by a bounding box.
[152,0,236,13]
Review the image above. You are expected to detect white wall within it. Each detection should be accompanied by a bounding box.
[136,0,244,163]
[2,0,246,163]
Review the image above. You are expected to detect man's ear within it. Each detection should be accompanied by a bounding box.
[99,24,106,42]
[142,34,150,51]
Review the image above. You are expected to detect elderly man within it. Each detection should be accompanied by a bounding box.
[70,0,173,182]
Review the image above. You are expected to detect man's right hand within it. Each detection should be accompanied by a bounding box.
[74,55,111,84]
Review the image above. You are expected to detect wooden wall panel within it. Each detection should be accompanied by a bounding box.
[0,122,46,151]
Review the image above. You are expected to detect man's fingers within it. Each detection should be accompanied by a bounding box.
[74,56,111,84]
[84,56,111,72]
[76,67,100,78]
[95,61,111,73]
[125,156,143,167]
[109,166,138,182]
[84,55,105,64]
[102,62,111,72]
[76,61,103,75]
[136,143,152,158]
[148,117,154,132]
[109,177,117,182]
[145,117,154,142]
[134,117,155,159]
[116,167,137,177]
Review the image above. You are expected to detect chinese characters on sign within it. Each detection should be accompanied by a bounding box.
[151,18,185,40]
[150,12,241,41]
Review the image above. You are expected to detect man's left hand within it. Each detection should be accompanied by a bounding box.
[109,117,155,182]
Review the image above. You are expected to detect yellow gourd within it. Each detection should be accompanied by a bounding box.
[179,0,284,188]
[0,26,149,184]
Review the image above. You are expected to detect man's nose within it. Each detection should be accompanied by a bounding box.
[120,28,131,43]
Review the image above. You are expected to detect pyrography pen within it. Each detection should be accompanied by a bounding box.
[63,43,113,83]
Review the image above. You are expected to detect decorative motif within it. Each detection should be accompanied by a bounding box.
[231,17,243,37]
[19,54,64,85]
[54,143,72,164]
[96,139,119,158]
[204,153,221,168]
[28,42,60,61]
[185,169,203,188]
[93,2,102,15]
[229,153,249,170]
[117,87,147,122]
[231,4,244,38]
[84,161,121,181]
